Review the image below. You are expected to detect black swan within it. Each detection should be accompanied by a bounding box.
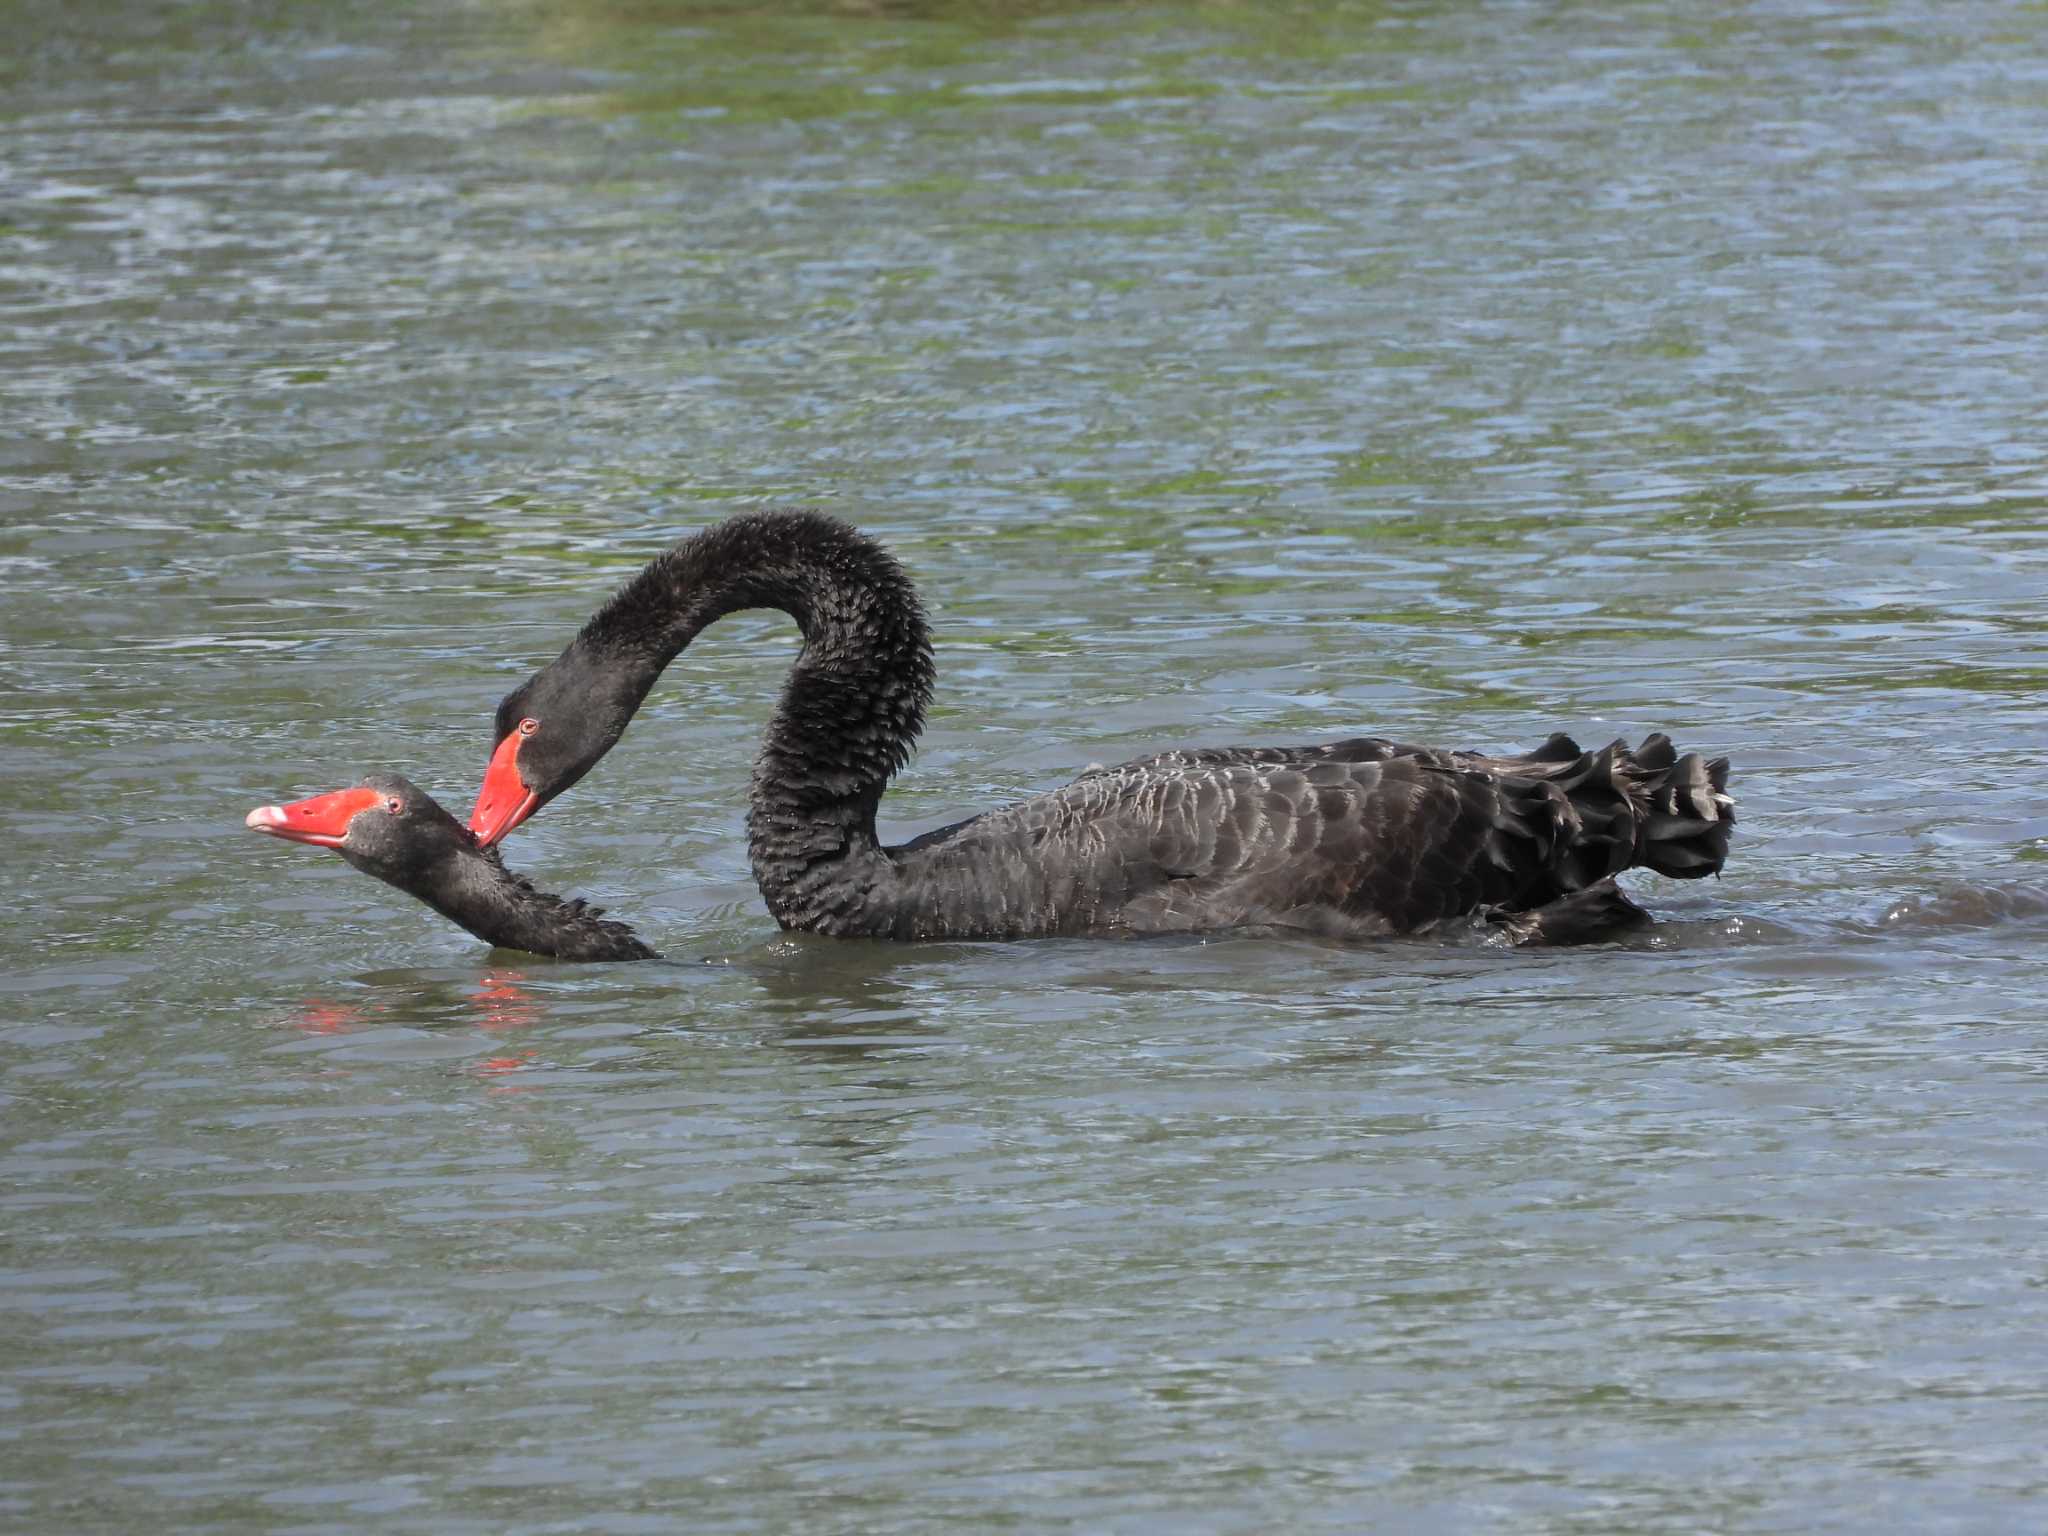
[246,776,657,961]
[455,510,1733,947]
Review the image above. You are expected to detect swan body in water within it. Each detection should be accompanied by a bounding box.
[430,511,1735,950]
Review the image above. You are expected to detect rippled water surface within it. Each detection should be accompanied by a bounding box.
[6,2,2048,1529]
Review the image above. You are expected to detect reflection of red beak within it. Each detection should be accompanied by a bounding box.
[469,732,539,847]
[245,786,383,849]
[472,969,538,1031]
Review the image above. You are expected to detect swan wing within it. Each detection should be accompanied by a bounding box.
[1093,756,1577,934]
[1080,731,1587,780]
[884,735,1730,940]
[894,757,1574,937]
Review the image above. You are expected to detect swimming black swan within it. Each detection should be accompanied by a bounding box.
[461,510,1734,946]
[246,776,657,961]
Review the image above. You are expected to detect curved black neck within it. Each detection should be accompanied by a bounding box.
[575,511,936,930]
[344,839,656,961]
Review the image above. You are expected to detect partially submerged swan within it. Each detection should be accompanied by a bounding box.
[452,510,1733,946]
[244,775,1662,957]
[246,776,656,961]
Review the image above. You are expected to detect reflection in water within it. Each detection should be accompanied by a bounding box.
[471,969,542,1082]
[473,1047,539,1083]
[287,999,364,1035]
[280,968,550,1037]
[743,935,951,1053]
[1873,880,2048,934]
[471,967,541,1031]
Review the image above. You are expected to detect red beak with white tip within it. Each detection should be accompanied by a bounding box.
[245,786,385,849]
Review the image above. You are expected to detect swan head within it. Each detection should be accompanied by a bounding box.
[249,773,468,884]
[469,642,649,847]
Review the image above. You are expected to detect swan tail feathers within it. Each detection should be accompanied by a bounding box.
[1517,733,1734,886]
[1635,746,1735,880]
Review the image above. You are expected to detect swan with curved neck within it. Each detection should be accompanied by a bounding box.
[462,510,1734,945]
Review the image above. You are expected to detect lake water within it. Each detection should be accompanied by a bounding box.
[5,2,2048,1529]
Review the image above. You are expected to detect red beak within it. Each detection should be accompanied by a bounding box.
[246,786,384,849]
[469,731,540,847]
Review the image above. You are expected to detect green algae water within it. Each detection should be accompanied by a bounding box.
[4,2,2048,1529]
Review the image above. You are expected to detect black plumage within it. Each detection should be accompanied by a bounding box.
[469,510,1733,949]
[333,776,657,961]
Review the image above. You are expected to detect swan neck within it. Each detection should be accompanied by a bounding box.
[354,842,655,961]
[577,512,935,932]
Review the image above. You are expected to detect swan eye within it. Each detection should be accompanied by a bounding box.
[384,797,402,814]
[517,717,540,737]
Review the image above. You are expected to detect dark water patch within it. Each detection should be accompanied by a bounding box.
[1870,880,2048,935]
